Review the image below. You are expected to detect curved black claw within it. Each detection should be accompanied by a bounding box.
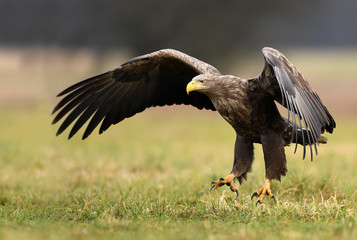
[233,189,239,201]
[209,182,215,190]
[256,199,261,206]
[209,182,217,190]
[251,192,258,200]
[209,178,225,190]
[272,195,276,202]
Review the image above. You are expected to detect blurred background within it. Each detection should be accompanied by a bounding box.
[0,0,356,115]
[1,2,357,237]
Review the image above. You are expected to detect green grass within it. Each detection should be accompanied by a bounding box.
[0,105,356,240]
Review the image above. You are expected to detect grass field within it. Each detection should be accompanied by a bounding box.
[0,105,356,240]
[1,47,357,239]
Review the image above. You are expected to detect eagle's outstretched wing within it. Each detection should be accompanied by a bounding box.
[255,47,336,159]
[52,49,220,139]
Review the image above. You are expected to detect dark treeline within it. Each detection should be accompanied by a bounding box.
[1,0,356,62]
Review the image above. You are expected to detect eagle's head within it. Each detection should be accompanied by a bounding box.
[186,74,215,95]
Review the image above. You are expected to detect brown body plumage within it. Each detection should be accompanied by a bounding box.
[52,47,335,203]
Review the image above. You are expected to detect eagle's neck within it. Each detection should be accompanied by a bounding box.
[205,75,247,101]
[205,76,252,128]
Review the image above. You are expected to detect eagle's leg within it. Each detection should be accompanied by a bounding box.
[251,179,275,204]
[252,130,287,205]
[209,134,254,199]
[210,173,239,198]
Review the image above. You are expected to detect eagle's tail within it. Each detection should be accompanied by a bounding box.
[293,127,328,145]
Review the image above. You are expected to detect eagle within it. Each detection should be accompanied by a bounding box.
[52,47,335,204]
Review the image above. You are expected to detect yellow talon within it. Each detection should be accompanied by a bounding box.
[251,179,276,204]
[210,173,239,199]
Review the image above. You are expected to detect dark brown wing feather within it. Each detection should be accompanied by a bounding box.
[256,47,336,159]
[52,49,220,139]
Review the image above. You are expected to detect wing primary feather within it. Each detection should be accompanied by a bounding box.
[54,76,112,113]
[52,88,83,114]
[69,82,121,139]
[56,94,97,137]
[82,82,124,139]
[113,83,139,120]
[83,105,110,139]
[274,67,290,114]
[290,96,305,153]
[69,101,100,139]
[56,71,110,97]
[286,95,299,152]
[98,82,134,134]
[52,77,114,124]
[292,94,311,159]
[296,94,316,160]
[52,87,102,124]
[275,68,301,152]
[297,90,322,158]
[298,89,321,142]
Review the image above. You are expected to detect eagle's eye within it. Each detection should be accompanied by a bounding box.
[199,79,206,84]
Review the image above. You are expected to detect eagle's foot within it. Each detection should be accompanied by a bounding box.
[251,179,276,205]
[210,173,239,199]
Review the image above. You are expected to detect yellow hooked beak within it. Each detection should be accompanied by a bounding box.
[186,80,204,95]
